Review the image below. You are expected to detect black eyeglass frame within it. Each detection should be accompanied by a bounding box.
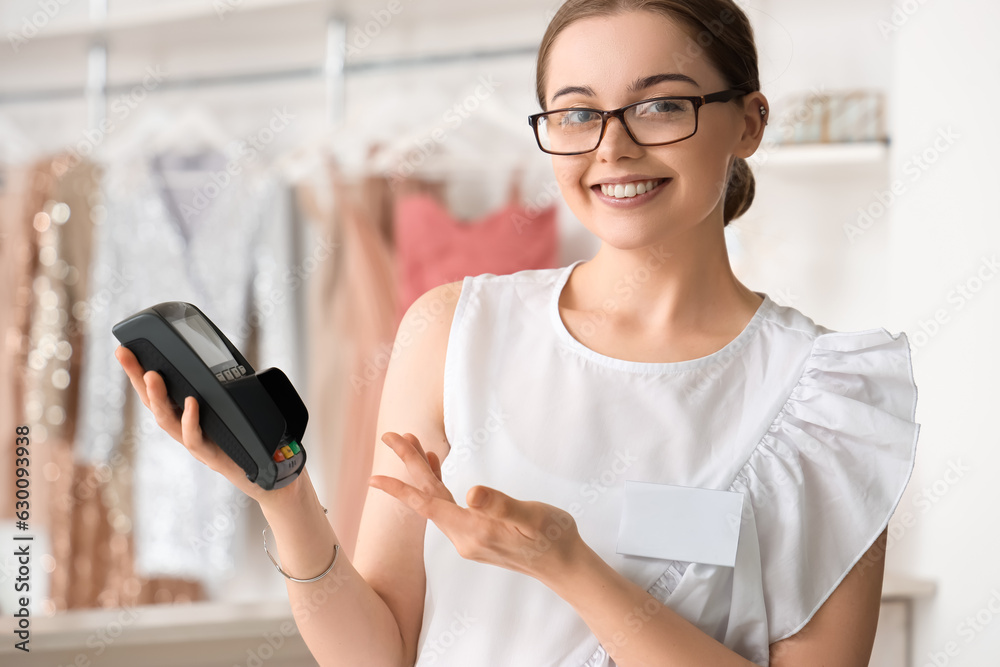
[527,88,747,156]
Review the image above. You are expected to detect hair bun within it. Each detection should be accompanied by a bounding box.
[724,157,755,225]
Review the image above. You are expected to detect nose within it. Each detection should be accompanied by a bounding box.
[595,115,642,161]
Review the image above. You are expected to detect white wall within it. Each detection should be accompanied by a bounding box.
[886,1,1000,664]
[730,0,896,330]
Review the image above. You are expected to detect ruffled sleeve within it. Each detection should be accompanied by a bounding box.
[731,327,920,644]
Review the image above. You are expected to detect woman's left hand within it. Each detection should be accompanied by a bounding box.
[369,431,583,583]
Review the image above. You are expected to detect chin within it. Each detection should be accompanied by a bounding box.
[595,215,712,255]
[587,215,666,250]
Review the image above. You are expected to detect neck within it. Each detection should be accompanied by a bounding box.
[566,212,761,337]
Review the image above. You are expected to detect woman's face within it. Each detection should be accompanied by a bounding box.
[543,10,764,249]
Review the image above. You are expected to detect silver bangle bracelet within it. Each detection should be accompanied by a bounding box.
[263,506,340,583]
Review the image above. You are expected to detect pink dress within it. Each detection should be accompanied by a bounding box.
[300,160,398,560]
[393,191,559,322]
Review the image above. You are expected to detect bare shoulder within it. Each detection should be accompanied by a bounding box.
[391,279,465,442]
[396,280,465,350]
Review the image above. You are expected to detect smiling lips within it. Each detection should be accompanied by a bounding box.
[595,178,668,199]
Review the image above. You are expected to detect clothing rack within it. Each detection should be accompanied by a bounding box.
[0,0,539,127]
[0,45,539,102]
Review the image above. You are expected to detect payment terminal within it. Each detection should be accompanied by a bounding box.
[113,301,308,490]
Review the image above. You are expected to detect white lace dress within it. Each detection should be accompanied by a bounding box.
[74,152,301,593]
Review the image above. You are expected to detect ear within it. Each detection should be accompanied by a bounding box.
[734,92,769,160]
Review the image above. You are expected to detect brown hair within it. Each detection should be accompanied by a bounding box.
[536,0,760,225]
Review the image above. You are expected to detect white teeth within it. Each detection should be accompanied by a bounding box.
[600,179,662,199]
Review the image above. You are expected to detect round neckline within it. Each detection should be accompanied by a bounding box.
[549,259,774,374]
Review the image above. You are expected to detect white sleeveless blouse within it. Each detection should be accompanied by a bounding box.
[415,260,919,666]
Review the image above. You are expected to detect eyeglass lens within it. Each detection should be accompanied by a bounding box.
[536,98,697,154]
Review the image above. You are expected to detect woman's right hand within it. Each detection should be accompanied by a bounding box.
[115,345,299,506]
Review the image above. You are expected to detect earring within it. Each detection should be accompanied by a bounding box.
[759,106,766,116]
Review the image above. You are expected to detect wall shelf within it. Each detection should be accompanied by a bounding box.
[882,572,937,601]
[750,141,889,169]
[0,598,317,666]
[2,0,322,42]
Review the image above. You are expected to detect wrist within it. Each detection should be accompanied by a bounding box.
[258,466,316,518]
[257,467,340,581]
[537,533,599,597]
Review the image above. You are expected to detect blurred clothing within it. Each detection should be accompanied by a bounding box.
[393,182,559,322]
[300,157,398,559]
[74,149,299,592]
[0,160,46,519]
[25,157,100,447]
[2,154,210,610]
[22,156,103,609]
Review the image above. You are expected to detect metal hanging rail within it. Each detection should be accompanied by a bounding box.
[0,45,537,102]
[0,0,539,127]
[0,36,537,125]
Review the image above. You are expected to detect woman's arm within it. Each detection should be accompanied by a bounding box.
[122,353,410,667]
[541,529,889,667]
[255,279,461,666]
[256,468,410,667]
[116,279,462,667]
[768,529,887,665]
[350,281,462,666]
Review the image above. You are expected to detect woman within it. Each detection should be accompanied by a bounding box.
[116,0,919,664]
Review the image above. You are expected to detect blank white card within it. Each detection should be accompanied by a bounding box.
[616,480,744,568]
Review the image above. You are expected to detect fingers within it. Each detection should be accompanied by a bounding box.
[180,397,201,458]
[119,346,208,460]
[427,450,442,481]
[180,396,214,465]
[405,432,444,481]
[402,432,428,459]
[144,370,183,442]
[116,346,151,408]
[369,473,464,527]
[115,347,264,499]
[178,395,260,496]
[369,474,436,515]
[380,432,439,492]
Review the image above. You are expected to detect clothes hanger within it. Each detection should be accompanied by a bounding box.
[305,81,547,220]
[360,92,541,222]
[98,103,243,236]
[99,104,235,169]
[272,137,329,187]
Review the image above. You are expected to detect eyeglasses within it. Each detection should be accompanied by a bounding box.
[528,89,746,156]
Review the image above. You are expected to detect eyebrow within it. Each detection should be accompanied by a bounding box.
[550,72,700,105]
